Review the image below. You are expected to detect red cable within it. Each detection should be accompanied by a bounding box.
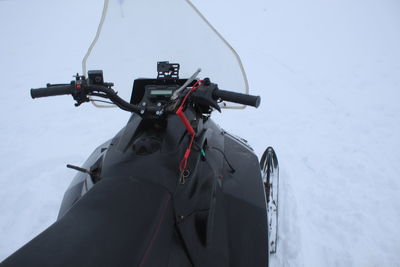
[179,80,202,108]
[179,134,196,172]
[176,80,202,172]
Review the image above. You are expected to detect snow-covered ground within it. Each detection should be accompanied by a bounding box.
[1,0,400,266]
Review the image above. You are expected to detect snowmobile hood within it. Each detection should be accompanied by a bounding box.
[1,176,175,267]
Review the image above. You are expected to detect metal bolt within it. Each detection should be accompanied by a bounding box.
[157,102,162,107]
[141,102,146,106]
[140,110,145,115]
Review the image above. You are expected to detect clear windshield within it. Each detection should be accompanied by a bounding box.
[83,0,248,107]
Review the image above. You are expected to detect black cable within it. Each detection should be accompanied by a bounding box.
[87,85,141,112]
[90,99,114,105]
[90,92,108,98]
[206,145,235,173]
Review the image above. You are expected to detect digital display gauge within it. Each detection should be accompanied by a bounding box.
[144,85,179,105]
[150,89,173,96]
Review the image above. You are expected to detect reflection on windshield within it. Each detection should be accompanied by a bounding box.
[83,0,249,108]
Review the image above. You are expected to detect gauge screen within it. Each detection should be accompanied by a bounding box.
[150,89,173,95]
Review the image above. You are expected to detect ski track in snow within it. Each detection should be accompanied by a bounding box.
[271,168,304,267]
[1,0,400,266]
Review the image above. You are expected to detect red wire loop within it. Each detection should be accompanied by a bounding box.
[176,80,202,172]
[179,134,196,172]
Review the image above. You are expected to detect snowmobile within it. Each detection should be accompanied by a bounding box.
[1,1,279,266]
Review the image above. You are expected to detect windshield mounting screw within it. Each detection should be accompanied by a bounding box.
[140,110,145,115]
[157,102,162,107]
[141,102,146,106]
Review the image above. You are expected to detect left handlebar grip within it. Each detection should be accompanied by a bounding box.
[30,85,73,99]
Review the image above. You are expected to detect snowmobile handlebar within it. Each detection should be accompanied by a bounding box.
[212,89,260,108]
[31,83,143,112]
[30,75,261,115]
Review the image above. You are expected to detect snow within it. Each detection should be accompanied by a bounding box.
[1,0,400,266]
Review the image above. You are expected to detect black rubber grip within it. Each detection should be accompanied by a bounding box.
[213,89,261,108]
[31,85,72,99]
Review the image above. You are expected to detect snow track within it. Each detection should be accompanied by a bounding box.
[271,168,304,267]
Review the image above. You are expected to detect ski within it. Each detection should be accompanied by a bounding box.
[261,147,279,254]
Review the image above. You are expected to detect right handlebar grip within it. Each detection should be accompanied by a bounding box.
[30,85,73,99]
[213,89,261,108]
